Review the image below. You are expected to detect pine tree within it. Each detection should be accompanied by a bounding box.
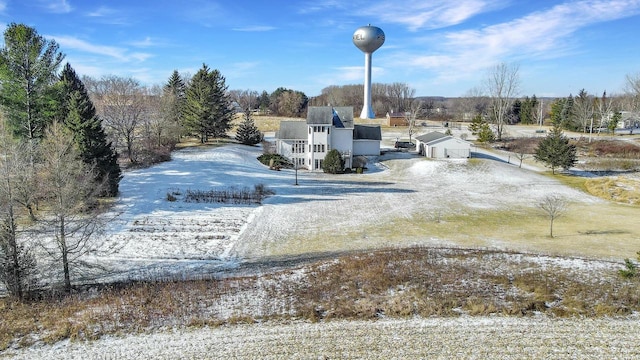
[235,109,263,145]
[534,124,577,174]
[163,70,185,140]
[183,64,233,143]
[0,23,64,140]
[468,114,495,143]
[322,149,345,174]
[59,63,121,196]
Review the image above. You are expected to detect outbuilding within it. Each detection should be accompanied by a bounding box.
[415,131,472,159]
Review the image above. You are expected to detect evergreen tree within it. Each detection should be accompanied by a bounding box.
[258,90,270,113]
[183,64,232,143]
[235,109,263,145]
[608,112,621,133]
[511,99,522,123]
[0,23,64,140]
[519,96,537,125]
[163,70,186,140]
[534,124,577,174]
[468,114,495,143]
[58,63,122,196]
[209,69,233,138]
[322,149,345,174]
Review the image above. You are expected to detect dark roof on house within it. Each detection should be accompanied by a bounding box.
[415,131,448,143]
[307,106,354,128]
[276,121,307,140]
[354,124,382,141]
[387,112,405,118]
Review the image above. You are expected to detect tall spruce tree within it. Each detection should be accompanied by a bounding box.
[163,70,186,140]
[59,63,121,196]
[209,68,233,138]
[183,64,232,142]
[0,23,64,140]
[235,109,263,145]
[534,124,577,174]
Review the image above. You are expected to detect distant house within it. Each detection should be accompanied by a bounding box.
[618,111,640,129]
[415,131,472,159]
[276,106,381,171]
[385,111,406,127]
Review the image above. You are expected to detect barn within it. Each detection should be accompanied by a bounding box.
[415,132,473,159]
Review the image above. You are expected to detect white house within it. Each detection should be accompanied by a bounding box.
[415,131,473,159]
[276,106,382,171]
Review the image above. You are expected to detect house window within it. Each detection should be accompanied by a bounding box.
[328,127,330,134]
[308,127,311,134]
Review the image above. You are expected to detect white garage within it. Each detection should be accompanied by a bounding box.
[415,132,472,159]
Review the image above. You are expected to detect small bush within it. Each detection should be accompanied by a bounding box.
[257,153,291,169]
[322,149,344,174]
[619,258,638,279]
[179,184,274,204]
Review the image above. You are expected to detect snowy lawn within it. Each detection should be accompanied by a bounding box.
[3,141,640,358]
[62,142,639,285]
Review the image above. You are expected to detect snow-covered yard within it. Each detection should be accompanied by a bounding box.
[4,140,640,358]
[57,140,633,285]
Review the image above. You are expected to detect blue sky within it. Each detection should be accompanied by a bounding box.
[1,0,640,97]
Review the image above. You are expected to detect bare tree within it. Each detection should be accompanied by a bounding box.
[623,73,640,123]
[0,120,37,299]
[39,122,105,292]
[228,89,259,111]
[484,63,520,141]
[89,75,145,163]
[507,138,539,168]
[387,82,415,112]
[537,194,567,238]
[594,91,614,137]
[276,91,305,117]
[453,87,490,121]
[572,89,595,135]
[405,100,425,144]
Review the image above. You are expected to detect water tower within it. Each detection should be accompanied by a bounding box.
[353,25,385,119]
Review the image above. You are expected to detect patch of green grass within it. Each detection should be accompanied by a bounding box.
[268,201,639,261]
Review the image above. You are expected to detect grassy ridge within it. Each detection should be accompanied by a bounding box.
[1,247,637,350]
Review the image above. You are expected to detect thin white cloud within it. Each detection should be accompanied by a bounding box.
[224,61,261,79]
[129,37,155,48]
[52,35,151,63]
[87,6,116,17]
[0,1,7,13]
[232,26,276,32]
[364,0,500,31]
[130,52,153,62]
[388,0,640,85]
[297,0,348,14]
[42,0,72,14]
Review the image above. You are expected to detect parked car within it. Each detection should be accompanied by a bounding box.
[394,141,415,149]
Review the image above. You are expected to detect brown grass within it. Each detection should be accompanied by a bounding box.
[2,247,637,350]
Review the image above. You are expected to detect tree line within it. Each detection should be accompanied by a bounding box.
[0,23,121,298]
[0,23,270,299]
